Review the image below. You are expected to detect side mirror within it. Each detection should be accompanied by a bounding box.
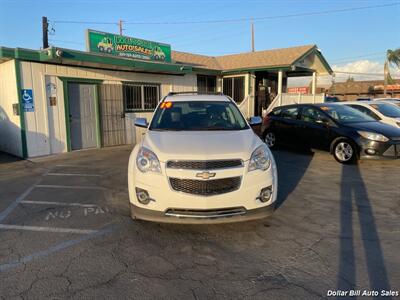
[248,116,262,126]
[135,117,148,128]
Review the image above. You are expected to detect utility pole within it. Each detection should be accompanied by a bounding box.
[251,19,255,52]
[119,20,124,35]
[42,16,49,49]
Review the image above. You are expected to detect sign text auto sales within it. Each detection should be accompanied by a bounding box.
[86,29,172,62]
[114,36,152,56]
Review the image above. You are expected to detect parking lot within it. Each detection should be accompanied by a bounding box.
[0,146,399,299]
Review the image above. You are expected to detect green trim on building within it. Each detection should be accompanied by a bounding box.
[93,84,102,148]
[60,78,72,152]
[0,46,193,75]
[59,77,104,152]
[222,66,292,75]
[292,46,333,74]
[14,59,28,158]
[0,45,333,76]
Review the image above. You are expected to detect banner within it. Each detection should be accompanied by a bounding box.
[86,29,171,62]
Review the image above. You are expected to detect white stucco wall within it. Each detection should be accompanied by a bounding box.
[19,61,199,157]
[0,60,22,157]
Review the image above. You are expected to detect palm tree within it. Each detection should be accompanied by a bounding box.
[384,48,400,96]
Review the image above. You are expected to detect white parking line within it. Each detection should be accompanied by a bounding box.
[0,224,98,234]
[35,184,107,190]
[0,177,44,222]
[46,173,101,177]
[21,200,100,208]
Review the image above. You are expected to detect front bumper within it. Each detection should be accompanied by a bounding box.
[128,146,278,224]
[357,138,400,159]
[130,202,275,224]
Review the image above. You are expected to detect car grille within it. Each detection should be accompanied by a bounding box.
[166,160,243,170]
[169,177,241,196]
[165,207,246,218]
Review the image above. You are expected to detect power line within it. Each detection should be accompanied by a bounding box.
[330,51,384,62]
[49,39,85,45]
[333,71,400,77]
[52,2,399,25]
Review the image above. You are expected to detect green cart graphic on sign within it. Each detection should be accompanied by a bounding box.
[86,29,171,62]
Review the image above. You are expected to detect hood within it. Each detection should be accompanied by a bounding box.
[142,129,262,162]
[348,121,400,139]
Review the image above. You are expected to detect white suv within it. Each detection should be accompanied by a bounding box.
[128,93,278,224]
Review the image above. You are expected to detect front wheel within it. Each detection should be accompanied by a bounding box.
[264,131,276,149]
[333,139,357,164]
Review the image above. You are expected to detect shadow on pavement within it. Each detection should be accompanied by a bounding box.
[338,164,392,297]
[0,152,22,165]
[272,147,314,209]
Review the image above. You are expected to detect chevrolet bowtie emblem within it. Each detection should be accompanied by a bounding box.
[196,171,216,180]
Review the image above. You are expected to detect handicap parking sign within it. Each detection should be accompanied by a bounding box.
[22,89,34,112]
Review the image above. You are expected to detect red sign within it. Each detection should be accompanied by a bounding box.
[287,87,309,94]
[373,84,400,91]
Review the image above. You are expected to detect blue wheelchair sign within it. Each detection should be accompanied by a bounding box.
[22,89,34,112]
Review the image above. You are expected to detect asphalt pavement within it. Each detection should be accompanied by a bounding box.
[0,146,399,299]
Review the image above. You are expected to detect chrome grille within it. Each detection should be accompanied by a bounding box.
[169,177,241,196]
[166,160,243,170]
[165,207,246,218]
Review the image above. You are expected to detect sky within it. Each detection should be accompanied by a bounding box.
[0,0,399,86]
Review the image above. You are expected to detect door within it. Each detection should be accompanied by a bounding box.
[99,84,126,146]
[273,105,301,145]
[297,106,330,150]
[68,83,97,150]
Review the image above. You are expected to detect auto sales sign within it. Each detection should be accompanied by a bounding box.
[86,29,171,62]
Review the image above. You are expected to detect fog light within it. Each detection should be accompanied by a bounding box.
[365,148,376,155]
[257,186,272,203]
[135,187,152,205]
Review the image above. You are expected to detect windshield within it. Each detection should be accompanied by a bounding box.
[369,103,400,118]
[321,105,376,123]
[149,101,249,131]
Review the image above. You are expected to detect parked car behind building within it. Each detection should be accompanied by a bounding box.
[338,101,400,128]
[262,103,400,163]
[374,98,400,108]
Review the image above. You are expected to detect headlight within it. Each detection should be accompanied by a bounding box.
[358,131,389,142]
[248,144,271,172]
[136,147,161,173]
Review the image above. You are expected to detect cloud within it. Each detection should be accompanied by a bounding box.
[288,59,400,88]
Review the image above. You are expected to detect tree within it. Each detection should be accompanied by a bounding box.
[384,48,400,96]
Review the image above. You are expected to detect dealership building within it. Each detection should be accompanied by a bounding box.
[0,31,332,158]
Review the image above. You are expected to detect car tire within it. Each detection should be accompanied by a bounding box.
[332,139,358,164]
[99,46,104,52]
[263,131,276,149]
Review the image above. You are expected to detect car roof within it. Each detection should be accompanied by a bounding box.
[272,103,342,110]
[164,94,232,102]
[337,101,372,105]
[374,98,400,101]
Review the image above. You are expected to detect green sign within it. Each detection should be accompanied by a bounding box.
[86,29,171,62]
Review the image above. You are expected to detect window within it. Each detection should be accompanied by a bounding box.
[322,105,375,123]
[348,105,380,120]
[149,101,249,131]
[123,83,160,111]
[281,107,299,120]
[300,107,325,123]
[197,75,216,93]
[369,103,400,118]
[223,76,245,103]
